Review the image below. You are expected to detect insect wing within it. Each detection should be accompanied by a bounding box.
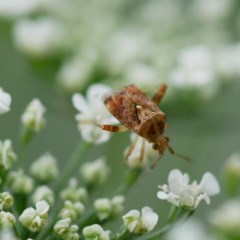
[104,90,140,131]
[123,85,159,112]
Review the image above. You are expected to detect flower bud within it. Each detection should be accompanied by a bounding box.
[54,218,79,240]
[0,139,17,170]
[80,157,110,186]
[60,178,87,203]
[7,169,34,194]
[122,207,158,234]
[82,224,110,240]
[0,211,16,229]
[31,185,54,206]
[0,192,14,210]
[94,198,112,221]
[19,200,49,232]
[59,200,85,221]
[30,152,59,182]
[21,98,46,132]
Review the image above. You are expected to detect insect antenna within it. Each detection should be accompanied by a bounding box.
[165,140,190,162]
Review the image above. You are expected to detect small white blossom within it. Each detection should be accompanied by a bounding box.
[13,17,64,57]
[157,169,220,210]
[54,218,80,240]
[82,224,110,240]
[170,46,217,99]
[60,178,88,203]
[31,185,54,206]
[59,200,85,221]
[19,200,49,232]
[0,192,14,210]
[21,98,46,132]
[7,169,34,194]
[0,211,16,229]
[122,206,158,234]
[209,199,240,236]
[125,133,157,168]
[0,139,17,170]
[111,195,125,217]
[30,152,59,182]
[72,84,118,144]
[81,157,110,185]
[0,87,11,115]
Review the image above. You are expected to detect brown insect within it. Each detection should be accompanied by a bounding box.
[99,84,187,165]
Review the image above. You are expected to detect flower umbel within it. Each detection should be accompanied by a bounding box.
[122,206,159,234]
[157,169,220,210]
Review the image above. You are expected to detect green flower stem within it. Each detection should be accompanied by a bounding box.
[78,211,99,229]
[55,141,92,193]
[37,142,91,240]
[113,226,140,240]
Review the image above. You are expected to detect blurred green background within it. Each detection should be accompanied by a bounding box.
[1,0,240,231]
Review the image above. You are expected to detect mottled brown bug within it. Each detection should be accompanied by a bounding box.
[99,84,186,163]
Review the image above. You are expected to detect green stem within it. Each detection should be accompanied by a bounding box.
[54,141,92,193]
[113,226,141,240]
[36,142,91,240]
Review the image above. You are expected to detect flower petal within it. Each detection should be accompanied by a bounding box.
[200,172,220,196]
[157,191,169,200]
[72,93,89,113]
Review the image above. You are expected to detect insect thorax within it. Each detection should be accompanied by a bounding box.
[137,112,166,143]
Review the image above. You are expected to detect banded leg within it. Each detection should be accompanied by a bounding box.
[151,84,167,105]
[98,124,129,132]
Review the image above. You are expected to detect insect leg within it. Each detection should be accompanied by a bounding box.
[139,138,146,163]
[124,134,139,162]
[97,124,129,132]
[151,84,167,105]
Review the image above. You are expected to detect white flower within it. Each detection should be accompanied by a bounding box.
[19,200,49,232]
[0,139,17,170]
[122,206,158,234]
[82,224,110,240]
[72,84,118,144]
[13,17,64,57]
[0,211,16,229]
[125,133,157,168]
[170,46,217,99]
[54,218,79,240]
[80,157,110,185]
[21,98,46,132]
[31,185,54,206]
[209,199,240,235]
[157,169,220,210]
[30,152,59,182]
[0,87,11,115]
